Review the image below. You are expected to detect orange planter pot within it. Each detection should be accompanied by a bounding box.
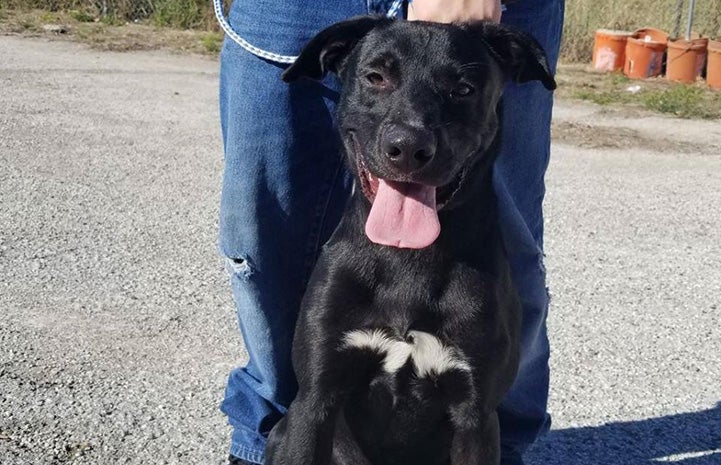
[666,38,708,83]
[634,27,670,43]
[624,28,669,79]
[593,29,631,72]
[708,40,721,90]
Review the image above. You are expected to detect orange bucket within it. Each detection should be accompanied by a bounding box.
[624,28,669,79]
[707,39,721,89]
[634,27,670,43]
[592,29,631,72]
[666,38,708,83]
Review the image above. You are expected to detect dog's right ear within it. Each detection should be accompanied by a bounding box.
[282,15,390,82]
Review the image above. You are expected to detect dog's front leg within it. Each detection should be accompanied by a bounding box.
[450,412,501,465]
[266,393,339,465]
[265,313,372,465]
[266,344,380,465]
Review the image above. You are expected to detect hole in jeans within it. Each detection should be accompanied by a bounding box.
[225,256,254,279]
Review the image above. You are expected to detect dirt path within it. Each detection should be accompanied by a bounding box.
[552,101,721,155]
[1,36,720,465]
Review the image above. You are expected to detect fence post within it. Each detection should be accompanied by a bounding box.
[685,0,696,40]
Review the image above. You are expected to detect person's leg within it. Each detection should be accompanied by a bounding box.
[494,0,564,462]
[218,1,370,462]
[219,0,561,461]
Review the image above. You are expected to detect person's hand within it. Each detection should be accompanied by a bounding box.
[407,0,502,23]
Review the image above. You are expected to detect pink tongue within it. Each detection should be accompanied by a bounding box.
[365,179,440,249]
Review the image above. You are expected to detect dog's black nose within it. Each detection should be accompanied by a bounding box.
[381,124,436,173]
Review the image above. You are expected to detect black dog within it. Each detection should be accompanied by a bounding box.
[265,16,555,465]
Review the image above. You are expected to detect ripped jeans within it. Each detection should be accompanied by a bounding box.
[218,0,564,463]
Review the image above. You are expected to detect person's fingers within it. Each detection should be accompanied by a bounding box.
[407,0,502,23]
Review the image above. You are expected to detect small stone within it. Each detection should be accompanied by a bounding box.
[42,24,70,34]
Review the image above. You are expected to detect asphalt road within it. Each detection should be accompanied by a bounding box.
[1,36,720,465]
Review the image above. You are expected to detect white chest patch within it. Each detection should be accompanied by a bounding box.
[342,329,471,377]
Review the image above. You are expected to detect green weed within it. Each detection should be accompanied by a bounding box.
[151,0,205,29]
[39,11,55,22]
[200,32,222,54]
[100,14,124,26]
[641,85,715,118]
[69,9,95,23]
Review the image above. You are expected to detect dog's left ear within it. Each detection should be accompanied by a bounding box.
[464,21,556,90]
[282,15,391,82]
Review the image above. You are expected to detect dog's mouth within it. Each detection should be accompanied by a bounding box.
[356,156,466,210]
[351,133,468,250]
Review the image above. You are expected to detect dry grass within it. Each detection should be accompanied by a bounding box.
[0,9,223,54]
[0,0,225,30]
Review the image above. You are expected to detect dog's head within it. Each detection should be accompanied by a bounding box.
[283,17,555,249]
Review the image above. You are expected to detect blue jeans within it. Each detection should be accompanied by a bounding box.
[218,1,564,463]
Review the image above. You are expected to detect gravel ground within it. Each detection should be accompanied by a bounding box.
[1,36,720,465]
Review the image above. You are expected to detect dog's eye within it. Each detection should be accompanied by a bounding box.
[365,72,386,87]
[452,83,475,98]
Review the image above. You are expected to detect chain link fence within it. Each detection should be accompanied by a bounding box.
[563,0,721,60]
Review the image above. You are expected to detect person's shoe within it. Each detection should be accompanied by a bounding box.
[228,455,256,465]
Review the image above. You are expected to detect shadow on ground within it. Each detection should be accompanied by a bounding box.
[528,403,721,465]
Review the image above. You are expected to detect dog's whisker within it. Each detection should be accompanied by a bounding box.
[458,62,483,70]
